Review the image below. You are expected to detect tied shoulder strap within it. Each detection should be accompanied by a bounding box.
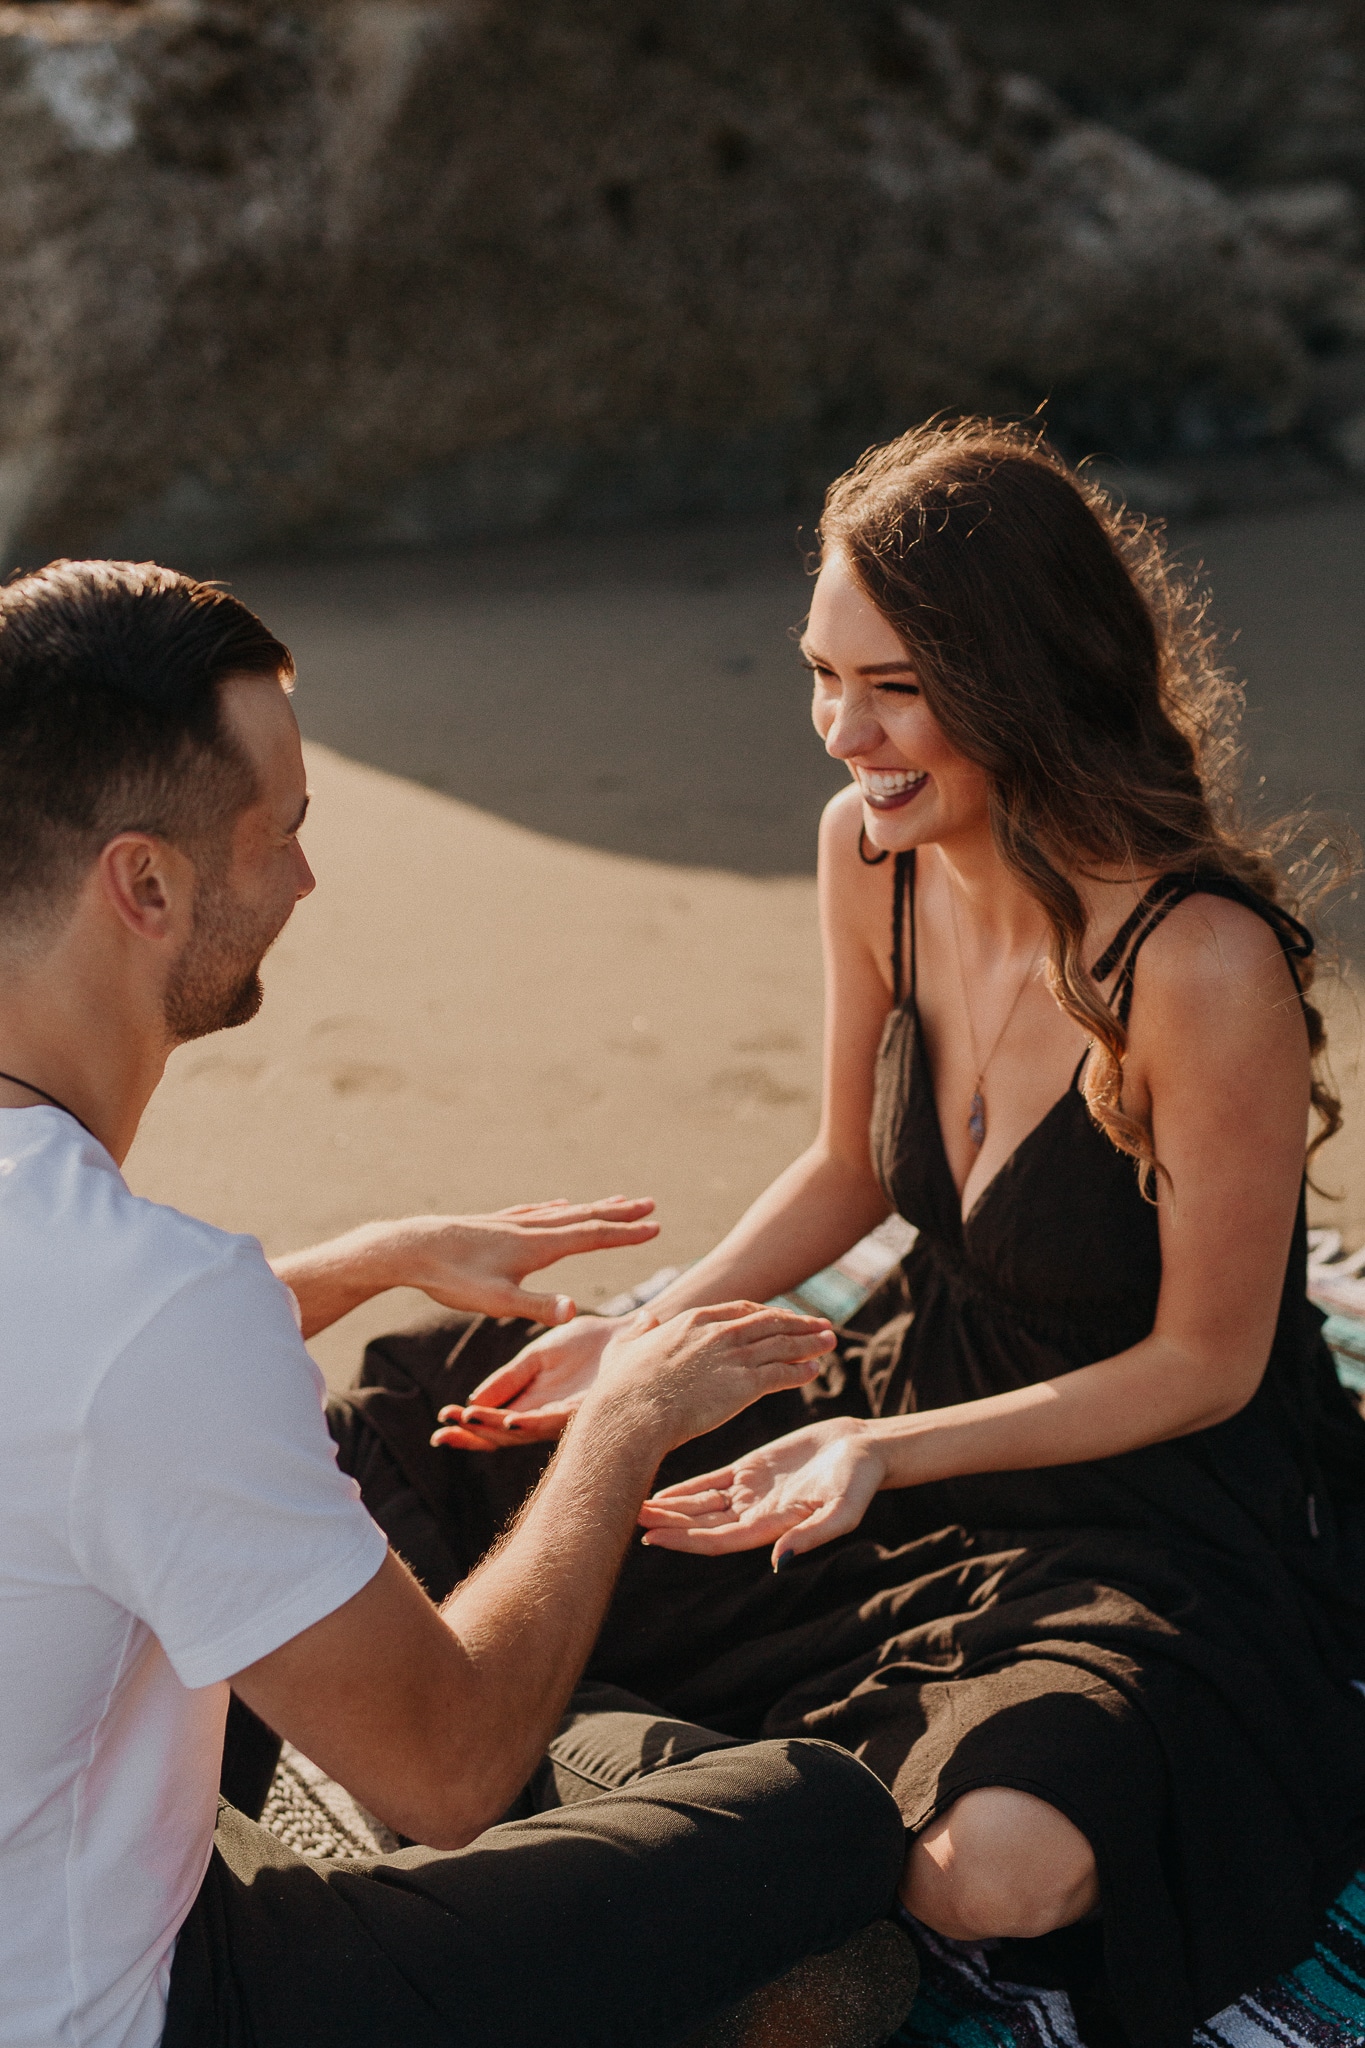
[1092,872,1315,1026]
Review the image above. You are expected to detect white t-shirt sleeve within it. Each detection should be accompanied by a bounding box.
[68,1239,388,1689]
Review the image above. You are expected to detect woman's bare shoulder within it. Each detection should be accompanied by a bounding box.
[817,785,898,975]
[1127,888,1307,1053]
[818,786,875,901]
[819,781,865,853]
[1138,889,1294,981]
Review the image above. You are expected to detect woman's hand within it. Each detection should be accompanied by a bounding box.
[637,1415,887,1569]
[434,1302,842,1458]
[431,1311,621,1451]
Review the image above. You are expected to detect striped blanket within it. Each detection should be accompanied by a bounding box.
[897,1880,1365,2048]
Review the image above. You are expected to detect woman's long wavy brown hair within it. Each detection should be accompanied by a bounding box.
[819,416,1343,1188]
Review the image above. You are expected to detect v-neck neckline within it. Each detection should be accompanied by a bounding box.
[890,846,1113,1237]
[907,998,1090,1235]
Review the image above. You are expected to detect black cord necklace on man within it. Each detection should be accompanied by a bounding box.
[945,891,1046,1150]
[0,1068,92,1138]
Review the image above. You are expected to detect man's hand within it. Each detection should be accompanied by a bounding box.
[585,1301,837,1453]
[637,1415,885,1569]
[231,1302,836,1849]
[271,1197,659,1340]
[387,1201,660,1322]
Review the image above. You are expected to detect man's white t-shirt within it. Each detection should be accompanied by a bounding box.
[0,1108,388,2048]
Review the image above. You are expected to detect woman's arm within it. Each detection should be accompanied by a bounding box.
[624,786,897,1318]
[641,894,1314,1560]
[436,789,899,1447]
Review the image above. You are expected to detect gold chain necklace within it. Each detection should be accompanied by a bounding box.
[945,891,1046,1150]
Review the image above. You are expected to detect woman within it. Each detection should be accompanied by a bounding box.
[350,421,1365,2048]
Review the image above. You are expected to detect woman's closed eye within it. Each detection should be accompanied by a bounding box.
[799,654,919,697]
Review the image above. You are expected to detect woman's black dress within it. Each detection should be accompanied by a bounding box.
[338,862,1365,2048]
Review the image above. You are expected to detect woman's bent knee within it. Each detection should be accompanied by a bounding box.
[901,1787,1098,1941]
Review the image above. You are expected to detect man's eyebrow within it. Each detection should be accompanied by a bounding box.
[287,793,311,833]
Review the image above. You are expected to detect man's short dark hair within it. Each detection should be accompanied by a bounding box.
[0,559,294,939]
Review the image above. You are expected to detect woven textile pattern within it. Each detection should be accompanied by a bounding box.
[895,1875,1365,2048]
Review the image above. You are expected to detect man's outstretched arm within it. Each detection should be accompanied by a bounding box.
[269,1196,659,1337]
[228,1303,834,1847]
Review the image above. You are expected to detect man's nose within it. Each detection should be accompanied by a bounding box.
[295,847,317,900]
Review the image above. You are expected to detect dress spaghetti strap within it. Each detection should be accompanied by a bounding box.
[887,854,1314,1055]
[891,850,917,1007]
[1094,871,1315,1026]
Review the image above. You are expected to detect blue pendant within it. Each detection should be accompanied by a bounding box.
[968,1090,986,1148]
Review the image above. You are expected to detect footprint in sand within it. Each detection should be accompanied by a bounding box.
[708,1066,809,1114]
[326,1062,405,1097]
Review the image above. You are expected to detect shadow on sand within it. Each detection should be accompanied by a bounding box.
[230,517,843,879]
[227,496,1365,953]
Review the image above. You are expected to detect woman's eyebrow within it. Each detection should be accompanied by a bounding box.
[798,638,916,678]
[799,645,917,680]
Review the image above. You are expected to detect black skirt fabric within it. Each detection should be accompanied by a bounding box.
[343,872,1365,2048]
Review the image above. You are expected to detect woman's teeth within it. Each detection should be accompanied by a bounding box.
[858,769,928,809]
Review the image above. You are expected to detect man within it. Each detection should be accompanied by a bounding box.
[0,560,913,2048]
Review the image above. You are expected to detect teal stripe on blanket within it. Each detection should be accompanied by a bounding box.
[895,1870,1365,2048]
[1324,1316,1365,1398]
[1275,1872,1365,2032]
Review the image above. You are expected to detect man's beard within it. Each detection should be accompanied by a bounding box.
[162,872,283,1044]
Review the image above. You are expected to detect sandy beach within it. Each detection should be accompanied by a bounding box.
[121,492,1365,1388]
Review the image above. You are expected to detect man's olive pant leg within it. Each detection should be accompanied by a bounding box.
[185,1344,907,2045]
[171,1689,906,2048]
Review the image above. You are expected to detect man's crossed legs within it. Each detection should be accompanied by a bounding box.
[169,1391,914,2048]
[171,1684,910,2048]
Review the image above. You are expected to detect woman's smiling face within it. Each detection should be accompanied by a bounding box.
[804,547,992,853]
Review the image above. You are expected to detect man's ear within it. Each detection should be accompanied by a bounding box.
[96,833,197,943]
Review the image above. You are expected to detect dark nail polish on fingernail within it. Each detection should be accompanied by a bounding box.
[503,1418,522,1431]
[773,1551,793,1574]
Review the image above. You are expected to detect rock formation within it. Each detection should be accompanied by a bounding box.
[923,2,1365,196]
[1,0,1362,563]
